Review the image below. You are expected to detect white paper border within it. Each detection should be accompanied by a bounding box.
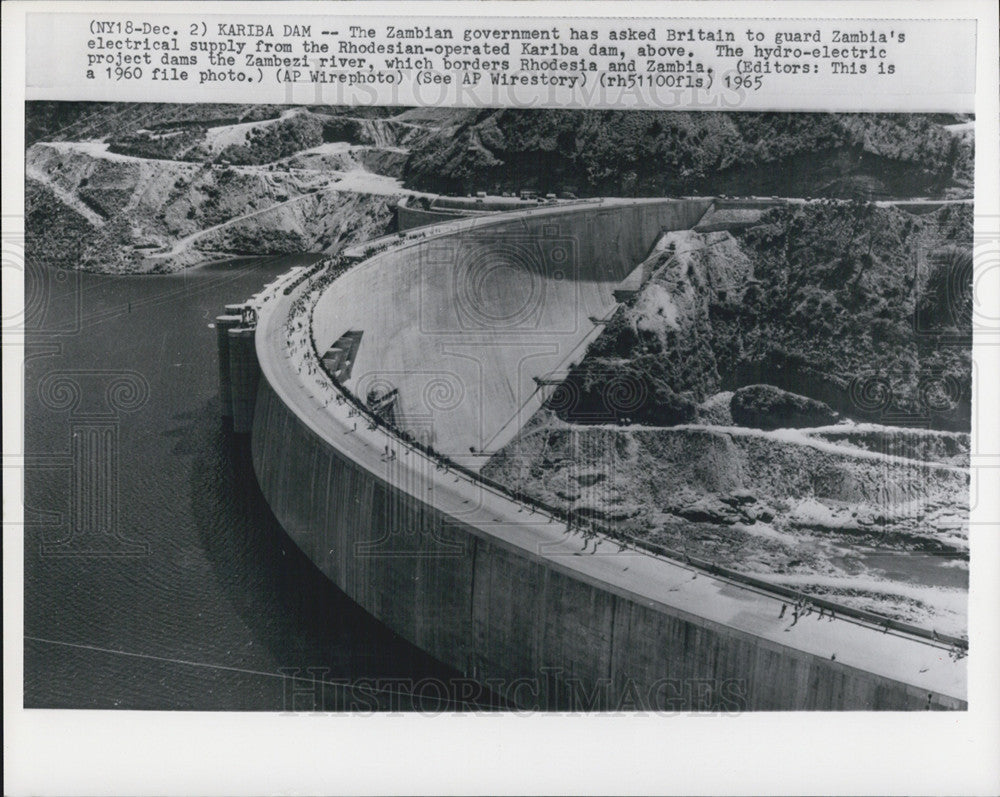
[3,2,999,795]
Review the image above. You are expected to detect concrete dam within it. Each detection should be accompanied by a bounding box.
[217,198,966,711]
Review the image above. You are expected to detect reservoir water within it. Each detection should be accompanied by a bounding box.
[23,256,471,711]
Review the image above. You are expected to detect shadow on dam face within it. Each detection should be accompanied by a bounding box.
[213,422,513,711]
[312,200,712,463]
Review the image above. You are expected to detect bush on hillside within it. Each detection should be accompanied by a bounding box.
[730,385,838,429]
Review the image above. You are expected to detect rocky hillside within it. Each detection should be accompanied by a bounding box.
[483,411,969,637]
[24,104,430,273]
[25,146,401,273]
[403,110,974,198]
[555,202,972,431]
[25,103,974,273]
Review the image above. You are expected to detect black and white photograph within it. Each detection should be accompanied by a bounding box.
[20,101,976,710]
[5,3,999,795]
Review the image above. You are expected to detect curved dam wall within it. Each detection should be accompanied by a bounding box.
[313,199,711,461]
[250,368,964,710]
[244,199,965,711]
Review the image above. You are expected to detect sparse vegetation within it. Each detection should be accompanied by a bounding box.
[77,186,132,218]
[108,127,206,161]
[218,114,324,165]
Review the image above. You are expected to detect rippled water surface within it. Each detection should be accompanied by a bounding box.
[23,256,465,710]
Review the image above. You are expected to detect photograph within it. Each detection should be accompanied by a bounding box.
[6,3,999,794]
[22,102,974,711]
